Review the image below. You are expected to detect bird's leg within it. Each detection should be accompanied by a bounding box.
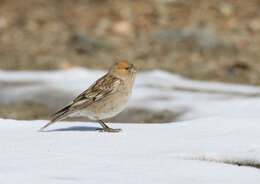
[97,120,121,133]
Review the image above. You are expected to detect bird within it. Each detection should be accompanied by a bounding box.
[40,60,137,133]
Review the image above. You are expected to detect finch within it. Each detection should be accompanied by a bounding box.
[40,61,137,132]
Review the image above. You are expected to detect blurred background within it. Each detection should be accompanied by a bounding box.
[0,0,260,122]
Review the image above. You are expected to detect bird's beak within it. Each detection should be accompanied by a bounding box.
[131,65,138,73]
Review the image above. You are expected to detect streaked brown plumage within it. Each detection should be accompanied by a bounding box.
[40,61,137,132]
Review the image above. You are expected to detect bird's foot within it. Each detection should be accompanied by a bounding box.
[98,128,122,133]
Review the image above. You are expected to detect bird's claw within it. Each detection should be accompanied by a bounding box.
[97,128,122,133]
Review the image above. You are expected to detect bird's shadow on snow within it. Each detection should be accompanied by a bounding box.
[41,126,100,132]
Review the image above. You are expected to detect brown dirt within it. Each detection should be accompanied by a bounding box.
[0,102,51,120]
[0,102,184,123]
[0,0,260,85]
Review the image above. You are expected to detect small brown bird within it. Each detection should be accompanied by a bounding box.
[40,61,137,132]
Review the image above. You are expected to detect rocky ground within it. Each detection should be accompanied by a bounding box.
[0,0,260,84]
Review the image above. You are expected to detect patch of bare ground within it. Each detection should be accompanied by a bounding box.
[181,156,260,169]
[0,0,260,85]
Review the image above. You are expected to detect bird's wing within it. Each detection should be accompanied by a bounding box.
[39,74,122,131]
[71,74,122,109]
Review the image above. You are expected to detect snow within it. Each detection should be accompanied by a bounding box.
[1,68,260,120]
[1,68,260,183]
[1,117,260,184]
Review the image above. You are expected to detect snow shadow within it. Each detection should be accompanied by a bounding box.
[42,126,100,132]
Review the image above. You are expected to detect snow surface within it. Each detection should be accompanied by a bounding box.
[1,68,260,183]
[1,68,260,120]
[0,117,260,184]
[1,117,260,184]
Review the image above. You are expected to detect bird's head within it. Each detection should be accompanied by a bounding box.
[109,60,137,79]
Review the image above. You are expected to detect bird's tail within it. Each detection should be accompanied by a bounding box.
[39,104,74,131]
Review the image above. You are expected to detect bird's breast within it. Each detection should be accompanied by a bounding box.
[80,91,131,120]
